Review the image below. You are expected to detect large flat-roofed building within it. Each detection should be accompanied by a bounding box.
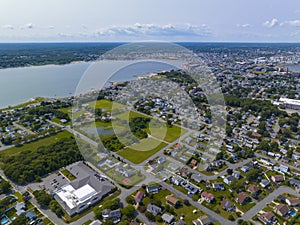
[55,161,115,216]
[274,98,300,110]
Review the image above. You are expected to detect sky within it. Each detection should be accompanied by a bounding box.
[1,0,300,42]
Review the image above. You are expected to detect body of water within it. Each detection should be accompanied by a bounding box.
[0,60,180,109]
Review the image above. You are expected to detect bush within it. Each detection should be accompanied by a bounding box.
[228,215,235,221]
[145,211,155,221]
[125,195,135,205]
[138,205,146,213]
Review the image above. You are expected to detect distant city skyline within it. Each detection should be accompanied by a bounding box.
[1,0,300,42]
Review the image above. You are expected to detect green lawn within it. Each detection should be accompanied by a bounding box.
[118,139,167,164]
[105,168,145,188]
[0,130,73,157]
[146,120,187,143]
[141,188,205,224]
[61,169,76,181]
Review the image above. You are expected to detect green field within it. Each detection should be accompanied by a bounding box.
[118,140,167,164]
[147,121,187,143]
[0,130,73,157]
[105,168,145,187]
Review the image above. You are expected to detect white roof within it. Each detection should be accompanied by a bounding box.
[56,184,97,209]
[279,98,300,106]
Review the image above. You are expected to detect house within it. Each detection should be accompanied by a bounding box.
[236,192,250,205]
[212,183,225,191]
[260,180,270,188]
[174,220,186,225]
[174,143,182,150]
[258,212,276,225]
[185,183,199,195]
[289,178,300,188]
[223,176,235,185]
[15,202,25,216]
[129,222,139,225]
[233,171,241,179]
[201,192,214,203]
[90,220,102,225]
[190,159,198,168]
[134,191,144,203]
[179,167,189,177]
[247,185,260,195]
[241,164,251,173]
[162,213,174,224]
[26,212,37,221]
[146,185,159,194]
[102,209,121,223]
[192,215,211,225]
[191,174,203,183]
[147,204,162,216]
[279,165,289,173]
[186,149,197,155]
[274,204,291,217]
[271,175,284,183]
[168,163,179,171]
[166,194,180,207]
[286,197,300,207]
[221,199,235,212]
[172,176,185,186]
[157,156,166,164]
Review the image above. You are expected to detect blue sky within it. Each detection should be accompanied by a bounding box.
[1,0,300,42]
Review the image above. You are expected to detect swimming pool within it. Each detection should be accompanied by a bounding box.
[291,211,297,217]
[1,215,9,225]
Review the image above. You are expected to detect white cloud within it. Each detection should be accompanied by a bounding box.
[280,20,300,27]
[2,24,14,30]
[237,24,251,28]
[263,18,278,28]
[20,23,34,29]
[94,23,211,39]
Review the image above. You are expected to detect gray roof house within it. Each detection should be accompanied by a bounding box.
[147,204,162,216]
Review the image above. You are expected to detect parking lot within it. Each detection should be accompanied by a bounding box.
[28,172,68,193]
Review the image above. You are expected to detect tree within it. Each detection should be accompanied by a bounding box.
[216,151,224,160]
[0,179,10,194]
[121,205,135,219]
[183,199,190,206]
[246,168,260,182]
[228,215,235,221]
[49,200,64,217]
[227,169,233,175]
[145,211,155,221]
[11,215,27,225]
[33,190,52,207]
[125,195,135,205]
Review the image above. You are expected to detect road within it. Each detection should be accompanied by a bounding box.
[257,153,300,172]
[4,119,298,225]
[242,186,300,221]
[48,120,254,224]
[13,122,35,135]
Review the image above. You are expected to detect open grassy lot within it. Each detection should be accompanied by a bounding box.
[146,120,187,143]
[105,167,145,188]
[0,130,73,157]
[118,139,167,164]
